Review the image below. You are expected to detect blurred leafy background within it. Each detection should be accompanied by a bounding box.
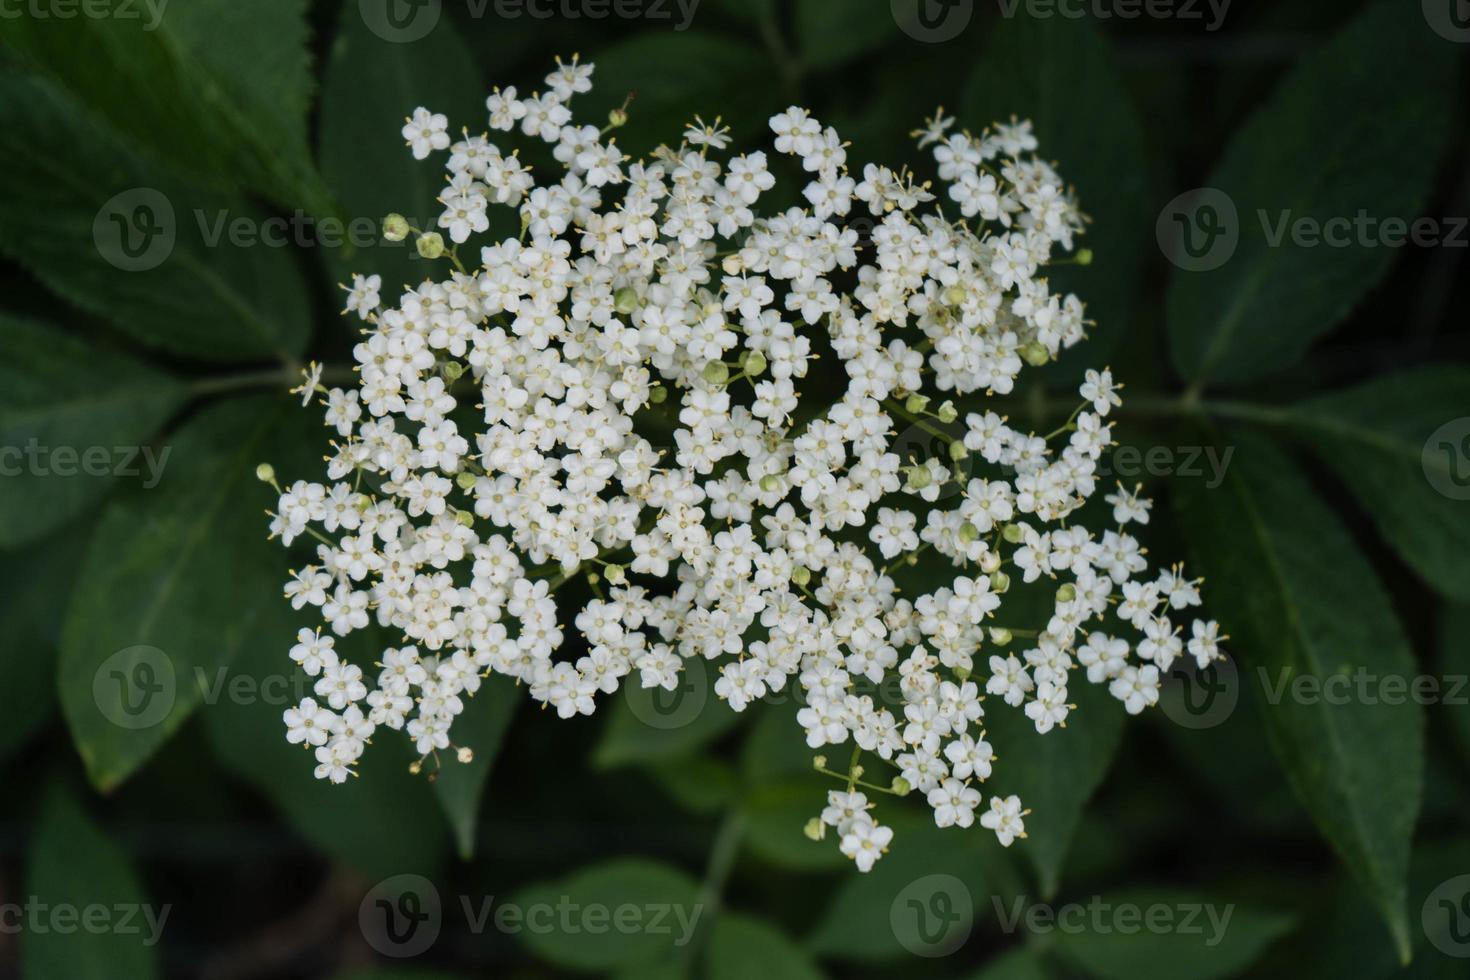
[1,0,1469,977]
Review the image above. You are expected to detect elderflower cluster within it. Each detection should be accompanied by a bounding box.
[268,56,1226,872]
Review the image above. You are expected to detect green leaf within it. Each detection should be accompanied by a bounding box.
[432,677,519,860]
[1440,605,1470,766]
[1277,367,1470,600]
[1047,888,1294,980]
[24,785,160,980]
[807,815,987,961]
[962,13,1151,378]
[708,0,775,26]
[708,913,823,980]
[594,660,742,768]
[203,623,449,880]
[0,0,328,214]
[985,679,1124,897]
[1166,0,1457,386]
[966,947,1052,980]
[512,858,702,971]
[0,316,185,549]
[59,397,312,791]
[0,76,312,363]
[743,778,848,871]
[318,4,484,299]
[0,523,90,763]
[740,699,813,785]
[647,755,740,815]
[1174,429,1423,961]
[794,0,896,70]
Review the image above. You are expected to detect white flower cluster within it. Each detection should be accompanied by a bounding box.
[269,57,1225,872]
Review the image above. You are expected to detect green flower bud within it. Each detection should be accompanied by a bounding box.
[607,107,629,129]
[1076,248,1093,266]
[456,746,474,764]
[989,626,1013,645]
[1020,341,1050,367]
[1057,583,1077,603]
[954,664,972,681]
[948,440,969,462]
[382,213,410,242]
[441,361,465,381]
[958,521,980,543]
[455,470,478,491]
[804,817,825,841]
[979,550,1001,573]
[614,285,639,315]
[455,510,475,528]
[936,400,958,424]
[907,464,932,490]
[702,360,730,385]
[760,473,781,493]
[990,570,1011,593]
[255,463,276,483]
[648,385,668,404]
[604,563,627,585]
[742,350,767,377]
[904,393,930,415]
[416,231,445,260]
[890,776,912,796]
[1002,523,1025,544]
[943,284,966,306]
[791,565,812,587]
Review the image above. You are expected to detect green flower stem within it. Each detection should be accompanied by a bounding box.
[680,809,747,961]
[884,398,956,445]
[190,363,355,397]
